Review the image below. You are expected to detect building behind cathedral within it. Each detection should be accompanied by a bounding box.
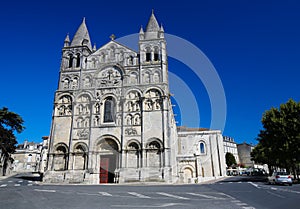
[43,12,226,184]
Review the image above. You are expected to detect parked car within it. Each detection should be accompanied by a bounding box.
[268,171,292,186]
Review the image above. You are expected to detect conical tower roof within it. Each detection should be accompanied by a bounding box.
[146,11,160,32]
[71,18,92,50]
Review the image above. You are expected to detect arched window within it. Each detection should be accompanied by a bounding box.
[147,140,162,167]
[145,47,151,62]
[74,143,87,170]
[154,47,160,61]
[68,54,73,68]
[127,142,140,168]
[200,142,205,154]
[54,144,68,171]
[104,97,115,123]
[130,72,138,84]
[76,53,81,67]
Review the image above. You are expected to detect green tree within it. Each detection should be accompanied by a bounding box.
[0,107,24,175]
[251,99,300,179]
[225,152,237,167]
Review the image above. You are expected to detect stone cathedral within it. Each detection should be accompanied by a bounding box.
[43,12,226,184]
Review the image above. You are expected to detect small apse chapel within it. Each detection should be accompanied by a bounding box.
[43,12,226,184]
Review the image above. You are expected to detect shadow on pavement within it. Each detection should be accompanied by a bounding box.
[220,175,268,183]
[15,172,42,182]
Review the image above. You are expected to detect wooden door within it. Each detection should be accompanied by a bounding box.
[100,157,109,183]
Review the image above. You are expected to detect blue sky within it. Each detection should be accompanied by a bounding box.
[0,0,299,145]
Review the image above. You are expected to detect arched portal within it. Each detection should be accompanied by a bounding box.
[183,167,193,183]
[97,138,120,184]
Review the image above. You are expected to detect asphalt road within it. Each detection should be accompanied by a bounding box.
[0,174,299,209]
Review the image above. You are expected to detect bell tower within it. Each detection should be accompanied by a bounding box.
[139,11,168,84]
[60,18,93,73]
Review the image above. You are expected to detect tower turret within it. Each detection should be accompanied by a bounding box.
[60,18,93,71]
[139,11,167,83]
[64,34,70,47]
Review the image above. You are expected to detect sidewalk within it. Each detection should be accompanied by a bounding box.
[0,173,16,180]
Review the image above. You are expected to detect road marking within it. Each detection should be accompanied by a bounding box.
[267,191,285,198]
[27,184,33,186]
[243,207,256,209]
[236,203,248,206]
[77,192,99,196]
[34,189,56,193]
[248,182,259,188]
[14,184,21,187]
[18,180,23,183]
[217,192,235,199]
[28,181,32,183]
[187,192,224,199]
[99,192,112,196]
[128,192,151,199]
[111,203,188,208]
[157,192,189,200]
[0,184,7,187]
[8,181,12,183]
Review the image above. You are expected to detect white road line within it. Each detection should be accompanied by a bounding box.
[267,191,285,198]
[0,184,7,187]
[77,192,99,196]
[217,192,235,199]
[243,207,256,209]
[236,203,248,206]
[98,192,113,196]
[187,192,223,199]
[157,192,189,200]
[27,184,33,186]
[28,180,33,183]
[128,192,151,199]
[111,203,188,208]
[34,189,56,193]
[18,180,23,183]
[14,184,21,187]
[248,182,259,188]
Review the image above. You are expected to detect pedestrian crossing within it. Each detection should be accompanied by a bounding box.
[94,191,233,201]
[0,179,38,188]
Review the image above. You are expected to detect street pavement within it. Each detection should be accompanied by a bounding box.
[0,174,299,209]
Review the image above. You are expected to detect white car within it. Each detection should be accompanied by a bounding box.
[268,171,292,186]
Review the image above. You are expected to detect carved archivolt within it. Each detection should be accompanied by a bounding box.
[144,89,162,111]
[61,75,79,90]
[125,91,141,113]
[56,95,72,116]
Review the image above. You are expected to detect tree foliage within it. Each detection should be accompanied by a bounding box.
[0,107,25,175]
[225,152,237,167]
[251,99,300,178]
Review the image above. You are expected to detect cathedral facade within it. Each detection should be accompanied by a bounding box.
[43,12,226,184]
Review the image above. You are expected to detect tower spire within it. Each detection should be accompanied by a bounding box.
[146,10,160,32]
[70,18,92,50]
[143,10,164,40]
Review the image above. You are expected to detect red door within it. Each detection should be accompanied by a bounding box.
[100,157,109,183]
